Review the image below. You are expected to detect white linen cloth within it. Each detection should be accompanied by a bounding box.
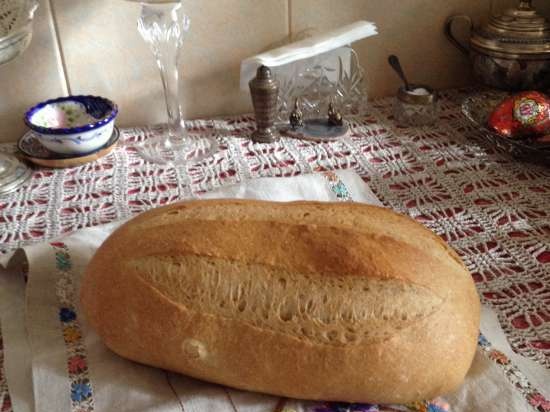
[1,170,549,412]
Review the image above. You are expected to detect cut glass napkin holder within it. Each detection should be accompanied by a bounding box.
[241,21,377,123]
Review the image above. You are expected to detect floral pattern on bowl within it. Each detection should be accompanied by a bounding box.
[24,95,118,155]
[30,101,105,129]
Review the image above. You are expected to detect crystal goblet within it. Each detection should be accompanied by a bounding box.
[131,0,218,165]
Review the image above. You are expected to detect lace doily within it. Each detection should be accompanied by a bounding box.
[0,89,549,371]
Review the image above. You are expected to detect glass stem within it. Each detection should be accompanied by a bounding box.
[156,47,186,142]
[138,1,189,145]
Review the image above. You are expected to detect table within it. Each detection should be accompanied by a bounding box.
[0,89,549,385]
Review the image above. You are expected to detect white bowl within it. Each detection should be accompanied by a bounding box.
[24,95,118,155]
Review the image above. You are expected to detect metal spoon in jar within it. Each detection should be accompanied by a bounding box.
[388,55,411,91]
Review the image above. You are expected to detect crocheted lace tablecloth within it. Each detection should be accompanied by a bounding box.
[0,89,549,374]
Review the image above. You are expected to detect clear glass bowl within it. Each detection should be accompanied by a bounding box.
[0,0,38,195]
[461,89,550,166]
[0,0,38,65]
[0,24,32,64]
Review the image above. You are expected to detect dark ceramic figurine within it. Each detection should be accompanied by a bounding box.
[289,98,304,130]
[328,101,344,127]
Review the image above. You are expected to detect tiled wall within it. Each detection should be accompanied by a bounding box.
[1,0,547,142]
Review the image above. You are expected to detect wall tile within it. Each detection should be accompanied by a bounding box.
[290,0,492,100]
[0,0,67,143]
[51,0,289,128]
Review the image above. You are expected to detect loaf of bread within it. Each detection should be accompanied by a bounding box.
[80,199,480,404]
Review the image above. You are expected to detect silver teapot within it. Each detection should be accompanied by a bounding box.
[445,0,550,91]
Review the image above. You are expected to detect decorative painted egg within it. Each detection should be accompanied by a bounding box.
[488,91,550,139]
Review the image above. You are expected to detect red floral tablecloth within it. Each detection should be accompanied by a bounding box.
[0,89,549,376]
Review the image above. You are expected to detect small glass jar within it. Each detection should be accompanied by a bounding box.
[393,85,438,127]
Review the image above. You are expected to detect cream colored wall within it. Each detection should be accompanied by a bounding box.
[0,0,539,143]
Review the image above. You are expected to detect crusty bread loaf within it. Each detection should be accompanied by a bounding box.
[80,199,480,404]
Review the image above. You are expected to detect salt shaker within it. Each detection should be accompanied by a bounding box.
[249,65,280,143]
[394,85,438,127]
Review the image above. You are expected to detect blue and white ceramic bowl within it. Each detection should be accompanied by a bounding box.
[24,95,118,155]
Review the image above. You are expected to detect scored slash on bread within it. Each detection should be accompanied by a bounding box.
[132,254,444,345]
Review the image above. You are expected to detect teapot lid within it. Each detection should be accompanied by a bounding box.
[472,0,550,57]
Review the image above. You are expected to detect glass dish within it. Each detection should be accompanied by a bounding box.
[0,0,38,64]
[461,90,550,166]
[0,0,38,196]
